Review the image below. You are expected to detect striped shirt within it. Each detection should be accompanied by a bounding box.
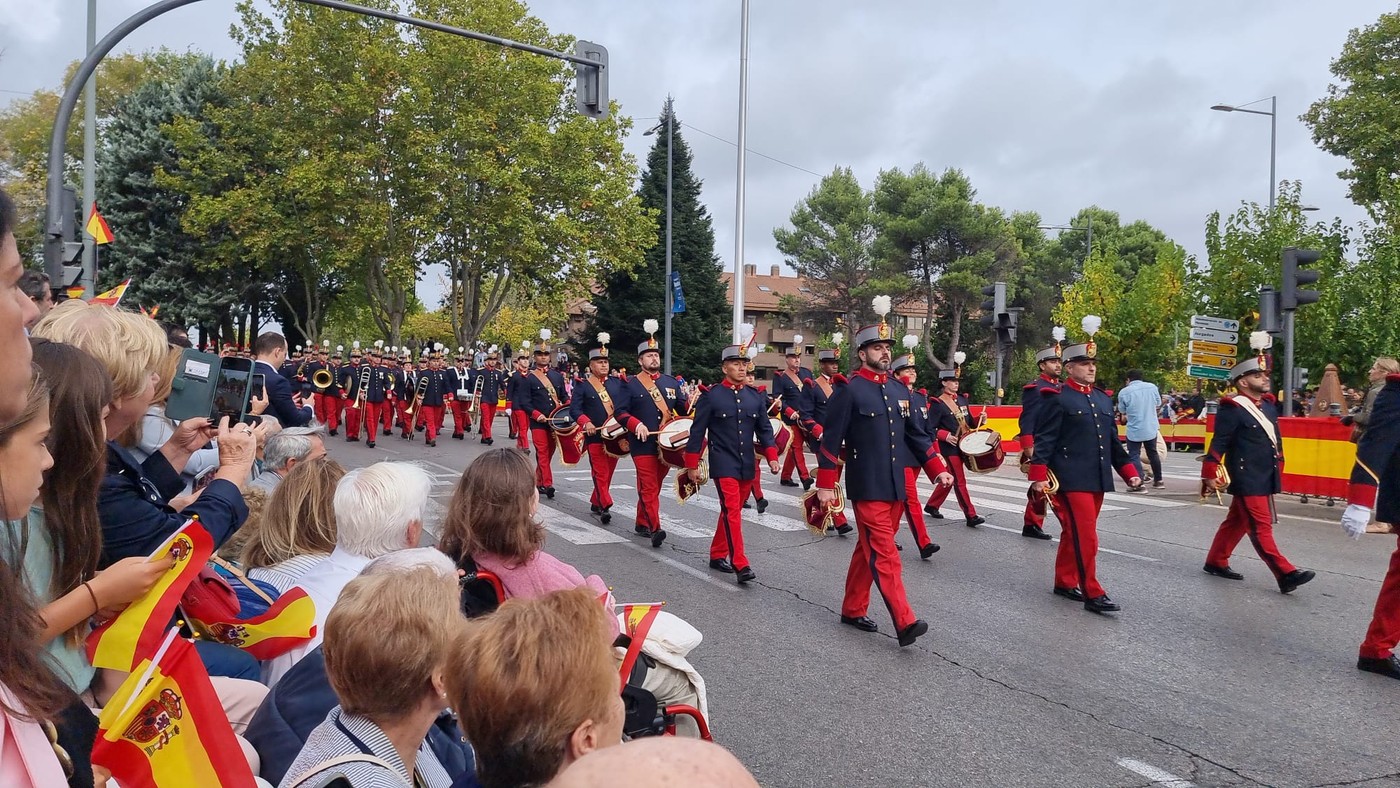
[279,707,452,788]
[249,553,329,595]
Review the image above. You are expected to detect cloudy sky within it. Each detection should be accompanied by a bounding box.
[3,0,1394,309]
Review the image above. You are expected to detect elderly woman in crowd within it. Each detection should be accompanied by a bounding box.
[1344,356,1400,441]
[241,456,345,593]
[278,566,458,787]
[250,426,328,494]
[447,588,624,788]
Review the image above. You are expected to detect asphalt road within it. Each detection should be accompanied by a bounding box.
[332,422,1400,788]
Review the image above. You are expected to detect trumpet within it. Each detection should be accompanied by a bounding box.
[312,368,335,390]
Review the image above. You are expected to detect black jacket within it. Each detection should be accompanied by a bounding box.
[816,369,944,501]
[1028,381,1135,493]
[1203,393,1284,497]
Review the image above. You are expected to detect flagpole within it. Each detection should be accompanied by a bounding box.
[82,0,98,299]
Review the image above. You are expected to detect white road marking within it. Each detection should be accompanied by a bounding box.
[962,474,1184,508]
[680,492,809,531]
[558,490,712,539]
[616,541,739,592]
[1201,503,1341,525]
[977,523,1159,562]
[1115,758,1197,787]
[535,506,627,545]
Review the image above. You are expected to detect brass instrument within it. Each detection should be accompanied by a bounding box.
[356,364,372,406]
[295,359,307,380]
[405,373,430,417]
[467,370,486,416]
[1042,468,1060,501]
[1199,456,1229,504]
[312,367,335,390]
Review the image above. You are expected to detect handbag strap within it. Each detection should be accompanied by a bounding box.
[209,555,276,606]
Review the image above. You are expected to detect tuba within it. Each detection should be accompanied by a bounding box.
[312,367,335,390]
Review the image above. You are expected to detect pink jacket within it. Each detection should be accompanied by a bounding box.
[0,685,68,788]
[472,550,620,639]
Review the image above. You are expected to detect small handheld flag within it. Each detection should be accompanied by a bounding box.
[90,278,131,307]
[86,203,114,245]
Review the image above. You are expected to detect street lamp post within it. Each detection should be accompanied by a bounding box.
[644,97,675,375]
[732,0,750,342]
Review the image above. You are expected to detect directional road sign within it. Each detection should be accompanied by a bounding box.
[1187,365,1231,381]
[1188,339,1236,357]
[1189,326,1238,344]
[1191,315,1240,332]
[1189,352,1234,369]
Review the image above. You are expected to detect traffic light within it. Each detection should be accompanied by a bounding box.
[1294,366,1310,390]
[1257,286,1281,335]
[573,40,609,119]
[979,281,1006,329]
[996,307,1021,346]
[1280,247,1322,310]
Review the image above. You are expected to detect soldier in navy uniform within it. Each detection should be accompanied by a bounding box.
[797,337,853,536]
[925,357,985,528]
[475,349,505,445]
[1340,367,1400,680]
[507,354,531,449]
[521,331,569,498]
[740,368,769,513]
[815,297,952,647]
[339,343,365,442]
[572,334,627,524]
[893,343,941,560]
[616,320,688,548]
[445,348,475,440]
[683,337,779,584]
[311,344,342,436]
[379,348,399,436]
[771,336,814,489]
[1028,320,1141,614]
[360,352,394,448]
[1201,335,1315,593]
[278,346,300,385]
[417,347,450,447]
[1019,335,1064,540]
[395,353,417,439]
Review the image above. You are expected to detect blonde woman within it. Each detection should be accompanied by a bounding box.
[1344,357,1400,442]
[241,457,346,593]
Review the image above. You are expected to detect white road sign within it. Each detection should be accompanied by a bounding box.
[1189,326,1238,344]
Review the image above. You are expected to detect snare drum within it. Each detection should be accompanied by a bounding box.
[770,417,793,458]
[656,417,694,469]
[957,428,1005,474]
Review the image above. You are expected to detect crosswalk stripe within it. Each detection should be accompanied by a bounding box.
[962,473,1186,508]
[557,490,713,539]
[536,506,627,545]
[680,490,809,532]
[977,523,1158,562]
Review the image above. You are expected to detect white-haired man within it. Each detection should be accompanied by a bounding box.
[250,425,328,493]
[262,461,433,686]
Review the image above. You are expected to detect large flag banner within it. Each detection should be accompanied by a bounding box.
[184,586,318,660]
[86,203,114,244]
[94,630,256,788]
[90,278,131,307]
[87,520,212,671]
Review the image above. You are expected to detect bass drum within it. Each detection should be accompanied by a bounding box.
[656,417,694,469]
[958,428,1005,474]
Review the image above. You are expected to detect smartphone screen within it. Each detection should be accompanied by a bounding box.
[250,373,266,402]
[211,359,253,422]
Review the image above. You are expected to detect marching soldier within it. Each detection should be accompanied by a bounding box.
[395,352,417,438]
[771,336,814,490]
[797,334,852,536]
[572,333,627,524]
[616,320,688,548]
[816,297,952,647]
[1201,332,1315,593]
[521,330,569,498]
[446,347,475,440]
[508,353,532,449]
[925,353,986,527]
[741,369,769,513]
[380,349,399,435]
[279,346,299,384]
[1019,330,1065,540]
[1340,365,1400,680]
[416,346,449,447]
[361,351,395,449]
[682,334,779,584]
[475,348,505,445]
[339,342,365,442]
[893,341,941,560]
[1028,316,1141,614]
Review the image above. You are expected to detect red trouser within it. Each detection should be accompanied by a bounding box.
[586,442,617,509]
[530,426,555,487]
[381,398,394,433]
[436,399,449,434]
[902,467,933,550]
[396,401,413,436]
[1024,484,1048,528]
[750,459,765,501]
[632,454,668,533]
[844,500,916,630]
[782,433,810,482]
[450,400,472,435]
[480,402,497,439]
[711,478,755,570]
[1206,495,1297,579]
[1053,491,1107,598]
[1361,535,1400,659]
[513,410,530,449]
[343,403,362,439]
[314,394,340,431]
[364,401,390,441]
[418,405,443,442]
[926,454,978,517]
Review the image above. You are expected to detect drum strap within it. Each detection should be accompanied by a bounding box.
[532,369,562,409]
[816,376,833,401]
[636,374,674,426]
[589,376,617,418]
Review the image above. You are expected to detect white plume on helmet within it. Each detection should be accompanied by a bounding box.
[520,340,529,349]
[374,339,383,348]
[457,346,464,353]
[1249,330,1272,350]
[830,331,843,346]
[792,333,804,345]
[643,319,659,335]
[902,334,918,350]
[597,332,611,346]
[1052,326,1067,342]
[739,322,755,342]
[1081,315,1102,337]
[953,351,967,365]
[322,339,330,347]
[746,343,760,360]
[872,295,892,317]
[336,345,344,352]
[352,341,361,349]
[434,342,443,351]
[488,344,498,353]
[539,328,552,341]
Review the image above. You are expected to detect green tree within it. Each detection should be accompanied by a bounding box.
[580,102,725,381]
[1302,9,1400,210]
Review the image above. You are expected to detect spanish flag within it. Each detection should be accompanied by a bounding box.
[184,587,318,660]
[90,278,131,307]
[86,203,114,244]
[93,630,256,788]
[66,285,85,299]
[88,521,212,672]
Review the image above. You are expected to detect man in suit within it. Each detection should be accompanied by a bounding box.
[252,332,313,428]
[1201,340,1316,594]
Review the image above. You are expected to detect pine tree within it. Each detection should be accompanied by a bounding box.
[96,56,252,331]
[578,101,728,381]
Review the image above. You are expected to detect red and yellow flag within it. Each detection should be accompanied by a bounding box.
[622,603,662,638]
[66,285,86,299]
[86,203,114,245]
[87,521,212,671]
[185,586,318,660]
[93,631,256,788]
[90,278,131,307]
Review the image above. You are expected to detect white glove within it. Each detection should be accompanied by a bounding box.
[1341,504,1371,540]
